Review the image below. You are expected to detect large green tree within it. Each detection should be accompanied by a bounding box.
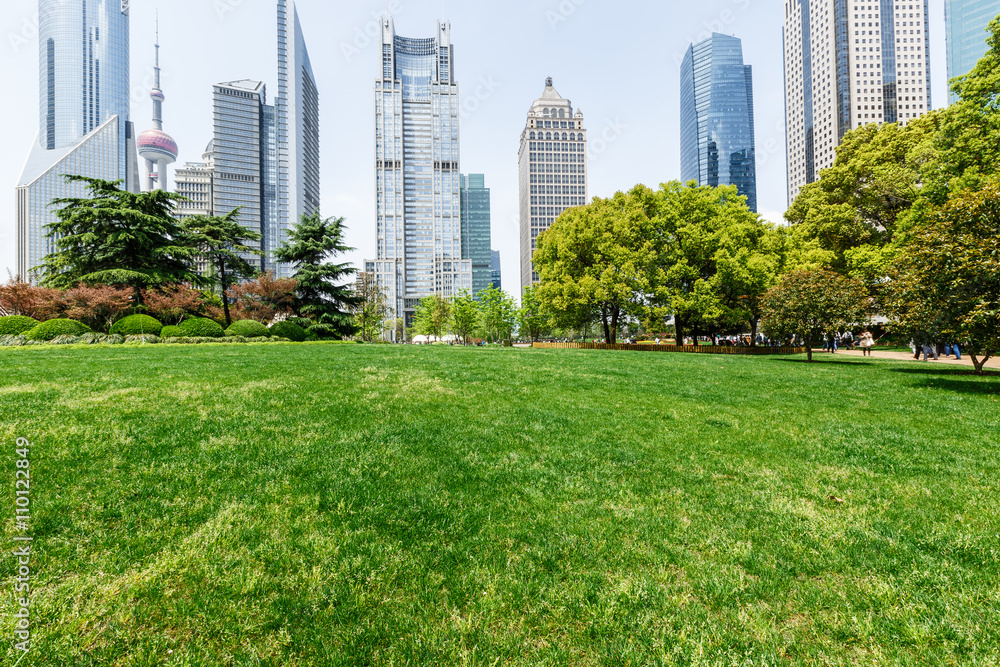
[412,295,451,340]
[477,286,519,344]
[38,176,200,305]
[182,209,263,326]
[889,176,1000,374]
[450,290,481,345]
[352,272,388,343]
[517,285,549,343]
[274,212,358,338]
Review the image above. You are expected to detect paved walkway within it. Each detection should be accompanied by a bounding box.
[817,348,999,370]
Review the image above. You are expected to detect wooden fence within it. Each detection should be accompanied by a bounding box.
[532,342,806,355]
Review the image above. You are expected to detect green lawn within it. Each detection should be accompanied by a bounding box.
[2,343,998,666]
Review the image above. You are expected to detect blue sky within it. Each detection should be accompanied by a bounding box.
[0,0,951,289]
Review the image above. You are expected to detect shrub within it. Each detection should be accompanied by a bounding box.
[0,316,40,336]
[124,335,161,345]
[50,335,85,345]
[179,318,224,338]
[306,323,343,340]
[110,314,164,337]
[24,319,92,341]
[160,325,186,339]
[225,320,270,338]
[0,335,28,347]
[269,321,307,342]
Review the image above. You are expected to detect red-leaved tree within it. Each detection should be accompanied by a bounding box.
[0,277,63,320]
[142,284,207,325]
[230,273,297,324]
[62,284,133,332]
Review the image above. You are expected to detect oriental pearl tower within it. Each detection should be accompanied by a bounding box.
[137,18,178,191]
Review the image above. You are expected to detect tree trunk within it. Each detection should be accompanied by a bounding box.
[601,305,611,344]
[675,316,684,348]
[750,317,759,347]
[609,306,619,345]
[806,334,814,362]
[133,284,144,309]
[220,262,232,327]
[971,354,990,375]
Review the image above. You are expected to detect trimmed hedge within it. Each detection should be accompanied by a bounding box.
[24,319,92,341]
[0,316,40,336]
[110,314,163,336]
[179,318,224,338]
[124,335,161,345]
[160,325,186,339]
[269,321,307,342]
[225,320,270,338]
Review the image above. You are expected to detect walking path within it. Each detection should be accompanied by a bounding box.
[819,348,999,370]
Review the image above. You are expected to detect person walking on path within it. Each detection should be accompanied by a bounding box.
[859,330,875,357]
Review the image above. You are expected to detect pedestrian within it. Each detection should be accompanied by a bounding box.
[859,330,874,357]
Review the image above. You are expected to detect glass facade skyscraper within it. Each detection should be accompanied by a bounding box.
[366,18,472,327]
[490,250,502,292]
[946,0,1000,103]
[460,174,493,297]
[680,34,758,213]
[16,0,140,278]
[784,0,932,204]
[518,78,588,291]
[275,0,320,278]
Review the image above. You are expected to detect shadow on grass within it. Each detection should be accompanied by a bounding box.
[912,378,1000,395]
[889,367,1000,378]
[769,358,875,366]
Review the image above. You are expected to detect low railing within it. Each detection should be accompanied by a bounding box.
[532,342,806,355]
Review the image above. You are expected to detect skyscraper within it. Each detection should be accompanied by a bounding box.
[173,142,215,222]
[680,34,758,213]
[518,78,588,291]
[275,0,321,278]
[15,0,140,279]
[490,250,502,291]
[783,0,932,204]
[946,0,1000,103]
[137,20,178,192]
[210,80,277,270]
[460,174,493,296]
[366,18,472,327]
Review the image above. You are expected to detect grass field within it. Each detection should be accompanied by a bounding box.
[2,343,999,666]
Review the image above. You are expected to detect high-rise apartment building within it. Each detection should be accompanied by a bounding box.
[210,80,277,270]
[783,0,931,204]
[366,18,472,327]
[680,34,758,213]
[518,78,588,291]
[946,0,1000,103]
[173,142,215,221]
[15,0,141,279]
[275,0,320,278]
[460,174,493,297]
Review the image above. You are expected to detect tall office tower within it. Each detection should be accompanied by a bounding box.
[275,0,321,278]
[490,250,502,291]
[783,0,932,204]
[137,20,178,192]
[174,141,216,221]
[946,0,1000,103]
[518,78,588,291]
[459,174,493,296]
[211,80,278,271]
[365,18,472,327]
[680,34,758,213]
[15,0,140,279]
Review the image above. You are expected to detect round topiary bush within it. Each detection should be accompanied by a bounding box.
[0,316,40,336]
[24,319,92,341]
[268,320,307,342]
[160,325,186,339]
[110,314,163,337]
[225,320,270,338]
[179,317,224,338]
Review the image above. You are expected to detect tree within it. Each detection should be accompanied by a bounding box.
[478,286,518,343]
[0,277,63,320]
[230,272,297,324]
[62,284,132,332]
[181,210,263,326]
[37,176,200,305]
[450,290,481,345]
[274,212,358,338]
[888,176,1000,374]
[714,224,786,345]
[517,285,549,343]
[761,269,872,362]
[534,187,655,344]
[142,284,209,326]
[412,295,451,340]
[353,272,388,342]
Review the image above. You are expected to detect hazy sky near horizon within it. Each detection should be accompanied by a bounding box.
[0,0,951,289]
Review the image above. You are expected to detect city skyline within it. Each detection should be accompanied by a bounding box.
[0,0,956,293]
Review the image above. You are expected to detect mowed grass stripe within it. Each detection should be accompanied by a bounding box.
[1,344,998,666]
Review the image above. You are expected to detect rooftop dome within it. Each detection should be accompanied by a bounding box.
[137,129,179,161]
